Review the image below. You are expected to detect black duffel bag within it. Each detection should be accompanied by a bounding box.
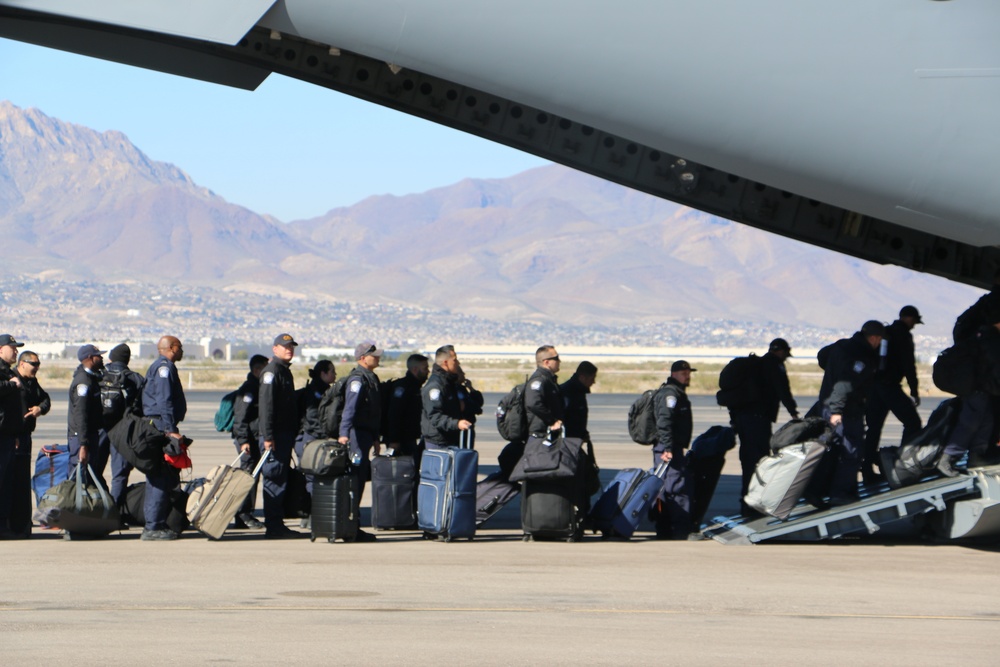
[509,430,583,482]
[769,417,831,452]
[108,412,169,475]
[299,439,349,476]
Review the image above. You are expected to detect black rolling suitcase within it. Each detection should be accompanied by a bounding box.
[521,478,580,542]
[311,472,359,543]
[476,472,520,527]
[370,455,418,530]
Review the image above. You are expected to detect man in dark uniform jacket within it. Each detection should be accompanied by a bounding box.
[525,345,564,437]
[106,343,148,507]
[863,306,923,483]
[560,361,597,441]
[816,321,884,504]
[4,350,50,538]
[387,354,429,456]
[141,336,188,541]
[67,343,107,487]
[652,360,696,540]
[0,335,27,539]
[421,346,472,450]
[258,334,303,539]
[729,339,799,515]
[231,354,268,530]
[339,340,384,542]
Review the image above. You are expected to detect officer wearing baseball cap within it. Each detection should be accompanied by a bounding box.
[863,307,923,483]
[0,334,26,538]
[258,333,303,539]
[67,344,108,497]
[651,360,697,539]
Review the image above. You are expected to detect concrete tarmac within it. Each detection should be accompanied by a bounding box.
[4,392,999,665]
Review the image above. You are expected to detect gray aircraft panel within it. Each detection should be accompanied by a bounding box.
[259,0,1000,246]
[0,0,276,45]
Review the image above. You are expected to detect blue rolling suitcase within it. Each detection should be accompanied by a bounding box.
[417,430,478,541]
[588,463,667,539]
[32,444,70,503]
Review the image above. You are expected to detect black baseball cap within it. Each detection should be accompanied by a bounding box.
[0,334,24,348]
[671,360,697,372]
[77,344,106,361]
[899,305,923,324]
[769,338,793,356]
[272,333,298,347]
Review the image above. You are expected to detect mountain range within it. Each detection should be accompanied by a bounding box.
[0,100,980,337]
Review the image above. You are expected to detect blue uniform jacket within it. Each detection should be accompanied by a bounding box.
[142,355,186,433]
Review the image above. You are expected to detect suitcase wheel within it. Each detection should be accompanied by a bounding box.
[327,537,336,543]
[310,536,316,542]
[522,534,533,543]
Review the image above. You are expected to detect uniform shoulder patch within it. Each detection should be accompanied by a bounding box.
[530,380,542,391]
[429,388,441,401]
[665,395,678,409]
[350,380,362,393]
[157,366,169,379]
[242,394,254,403]
[393,386,405,398]
[261,371,274,385]
[76,384,89,397]
[853,361,866,374]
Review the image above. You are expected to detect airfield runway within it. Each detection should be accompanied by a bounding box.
[3,392,998,665]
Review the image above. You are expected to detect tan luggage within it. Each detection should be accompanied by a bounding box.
[187,452,268,539]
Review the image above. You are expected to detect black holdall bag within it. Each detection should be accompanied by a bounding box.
[299,439,350,477]
[509,429,583,483]
[108,412,169,475]
[932,339,978,396]
[627,385,663,445]
[769,417,832,452]
[715,354,761,409]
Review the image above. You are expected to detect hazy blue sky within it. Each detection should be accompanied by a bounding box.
[0,38,549,221]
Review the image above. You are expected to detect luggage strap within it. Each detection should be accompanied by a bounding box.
[75,462,114,518]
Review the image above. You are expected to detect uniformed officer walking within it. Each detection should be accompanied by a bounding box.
[140,336,188,541]
[421,345,472,450]
[815,321,884,504]
[67,343,108,488]
[0,335,27,539]
[863,306,923,483]
[258,334,304,539]
[651,360,697,540]
[231,354,268,530]
[338,340,383,542]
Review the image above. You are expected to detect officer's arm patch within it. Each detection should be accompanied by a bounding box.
[665,395,678,409]
[76,384,88,397]
[530,380,542,391]
[429,388,441,402]
[350,380,362,393]
[242,394,254,403]
[261,372,274,385]
[853,361,865,373]
[158,366,169,379]
[393,386,405,398]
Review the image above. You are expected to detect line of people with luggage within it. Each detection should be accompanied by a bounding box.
[6,291,1000,541]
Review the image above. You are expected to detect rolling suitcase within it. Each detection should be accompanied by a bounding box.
[311,471,360,542]
[521,477,581,542]
[370,455,418,530]
[187,452,268,540]
[475,472,520,527]
[417,429,478,541]
[744,440,828,520]
[588,463,667,539]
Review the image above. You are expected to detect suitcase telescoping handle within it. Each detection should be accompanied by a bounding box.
[460,425,475,450]
[652,461,670,479]
[251,449,271,478]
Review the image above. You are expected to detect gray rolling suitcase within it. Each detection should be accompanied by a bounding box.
[744,440,828,520]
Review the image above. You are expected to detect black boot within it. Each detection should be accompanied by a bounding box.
[968,445,1000,468]
[936,454,961,478]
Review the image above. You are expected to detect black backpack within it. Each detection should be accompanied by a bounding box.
[100,368,129,426]
[715,354,760,409]
[317,376,350,439]
[628,385,664,445]
[496,382,528,442]
[933,338,978,396]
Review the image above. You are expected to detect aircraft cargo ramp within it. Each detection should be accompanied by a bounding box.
[704,464,1000,545]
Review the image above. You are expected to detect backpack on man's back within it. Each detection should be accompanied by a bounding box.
[716,354,761,409]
